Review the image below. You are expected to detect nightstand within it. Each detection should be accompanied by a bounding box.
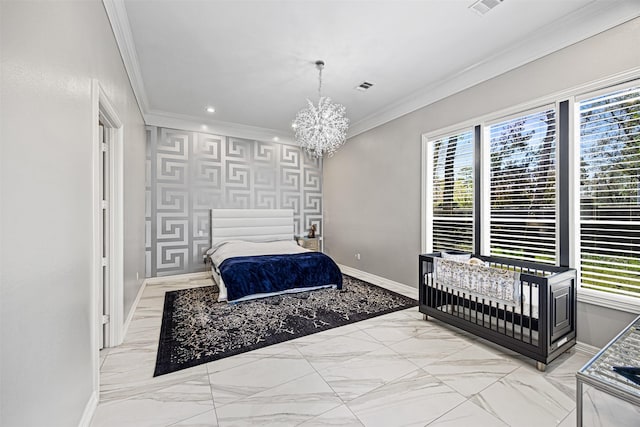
[296,236,320,252]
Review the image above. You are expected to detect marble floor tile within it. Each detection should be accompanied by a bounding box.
[580,385,640,427]
[207,349,315,405]
[539,350,591,401]
[423,344,519,397]
[402,307,429,320]
[215,372,342,427]
[387,329,474,368]
[470,366,575,427]
[101,364,209,403]
[317,346,419,401]
[297,330,386,371]
[557,409,575,427]
[204,350,271,375]
[92,387,213,427]
[315,321,363,337]
[427,400,509,426]
[355,311,431,344]
[170,409,219,426]
[92,275,597,427]
[289,323,362,349]
[347,369,466,427]
[99,344,158,376]
[298,404,364,427]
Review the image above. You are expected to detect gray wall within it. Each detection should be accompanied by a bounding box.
[146,126,323,276]
[0,1,146,426]
[324,17,640,348]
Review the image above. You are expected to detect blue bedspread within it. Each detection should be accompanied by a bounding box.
[219,252,343,302]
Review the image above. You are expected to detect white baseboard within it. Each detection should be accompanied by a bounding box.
[338,264,417,297]
[78,390,98,427]
[575,341,599,357]
[144,271,210,285]
[122,278,147,339]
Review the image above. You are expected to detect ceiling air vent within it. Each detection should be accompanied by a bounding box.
[355,81,374,92]
[469,0,503,16]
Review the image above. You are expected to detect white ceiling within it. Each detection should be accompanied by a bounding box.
[106,0,640,143]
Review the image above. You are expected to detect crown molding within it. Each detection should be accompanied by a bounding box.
[347,1,640,138]
[104,0,639,142]
[145,110,297,145]
[103,0,149,114]
[103,0,296,145]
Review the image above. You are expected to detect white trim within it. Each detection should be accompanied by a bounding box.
[484,103,557,127]
[554,100,561,266]
[94,81,125,348]
[103,0,640,143]
[102,0,148,115]
[568,96,578,271]
[90,81,102,410]
[77,390,98,427]
[480,125,491,255]
[578,288,640,314]
[422,127,477,254]
[338,264,417,299]
[575,77,640,102]
[575,341,600,357]
[421,135,431,253]
[572,80,640,312]
[122,278,147,339]
[91,80,126,405]
[145,111,296,146]
[144,271,210,285]
[420,67,640,146]
[103,0,297,146]
[347,6,640,138]
[420,69,640,310]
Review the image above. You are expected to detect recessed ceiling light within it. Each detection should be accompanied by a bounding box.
[201,124,208,130]
[205,106,215,113]
[272,136,280,142]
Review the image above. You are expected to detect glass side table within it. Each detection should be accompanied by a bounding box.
[576,315,640,426]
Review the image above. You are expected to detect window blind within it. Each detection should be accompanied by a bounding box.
[488,108,557,263]
[579,85,640,297]
[431,130,474,252]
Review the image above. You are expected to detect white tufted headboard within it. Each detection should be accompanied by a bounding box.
[210,209,295,246]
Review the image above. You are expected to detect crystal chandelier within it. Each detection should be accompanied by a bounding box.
[292,60,349,158]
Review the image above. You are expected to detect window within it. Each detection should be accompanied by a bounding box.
[422,75,640,307]
[428,130,474,252]
[487,108,557,264]
[578,85,640,297]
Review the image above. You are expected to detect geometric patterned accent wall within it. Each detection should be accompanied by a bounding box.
[145,126,323,277]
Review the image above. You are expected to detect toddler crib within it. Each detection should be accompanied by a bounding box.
[419,253,577,371]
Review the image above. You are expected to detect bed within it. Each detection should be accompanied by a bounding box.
[206,209,342,303]
[419,252,577,371]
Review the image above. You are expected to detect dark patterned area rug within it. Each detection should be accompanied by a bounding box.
[154,275,417,376]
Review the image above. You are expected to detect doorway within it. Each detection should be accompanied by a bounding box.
[92,80,124,383]
[98,121,110,349]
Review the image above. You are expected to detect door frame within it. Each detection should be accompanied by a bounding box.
[91,80,124,390]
